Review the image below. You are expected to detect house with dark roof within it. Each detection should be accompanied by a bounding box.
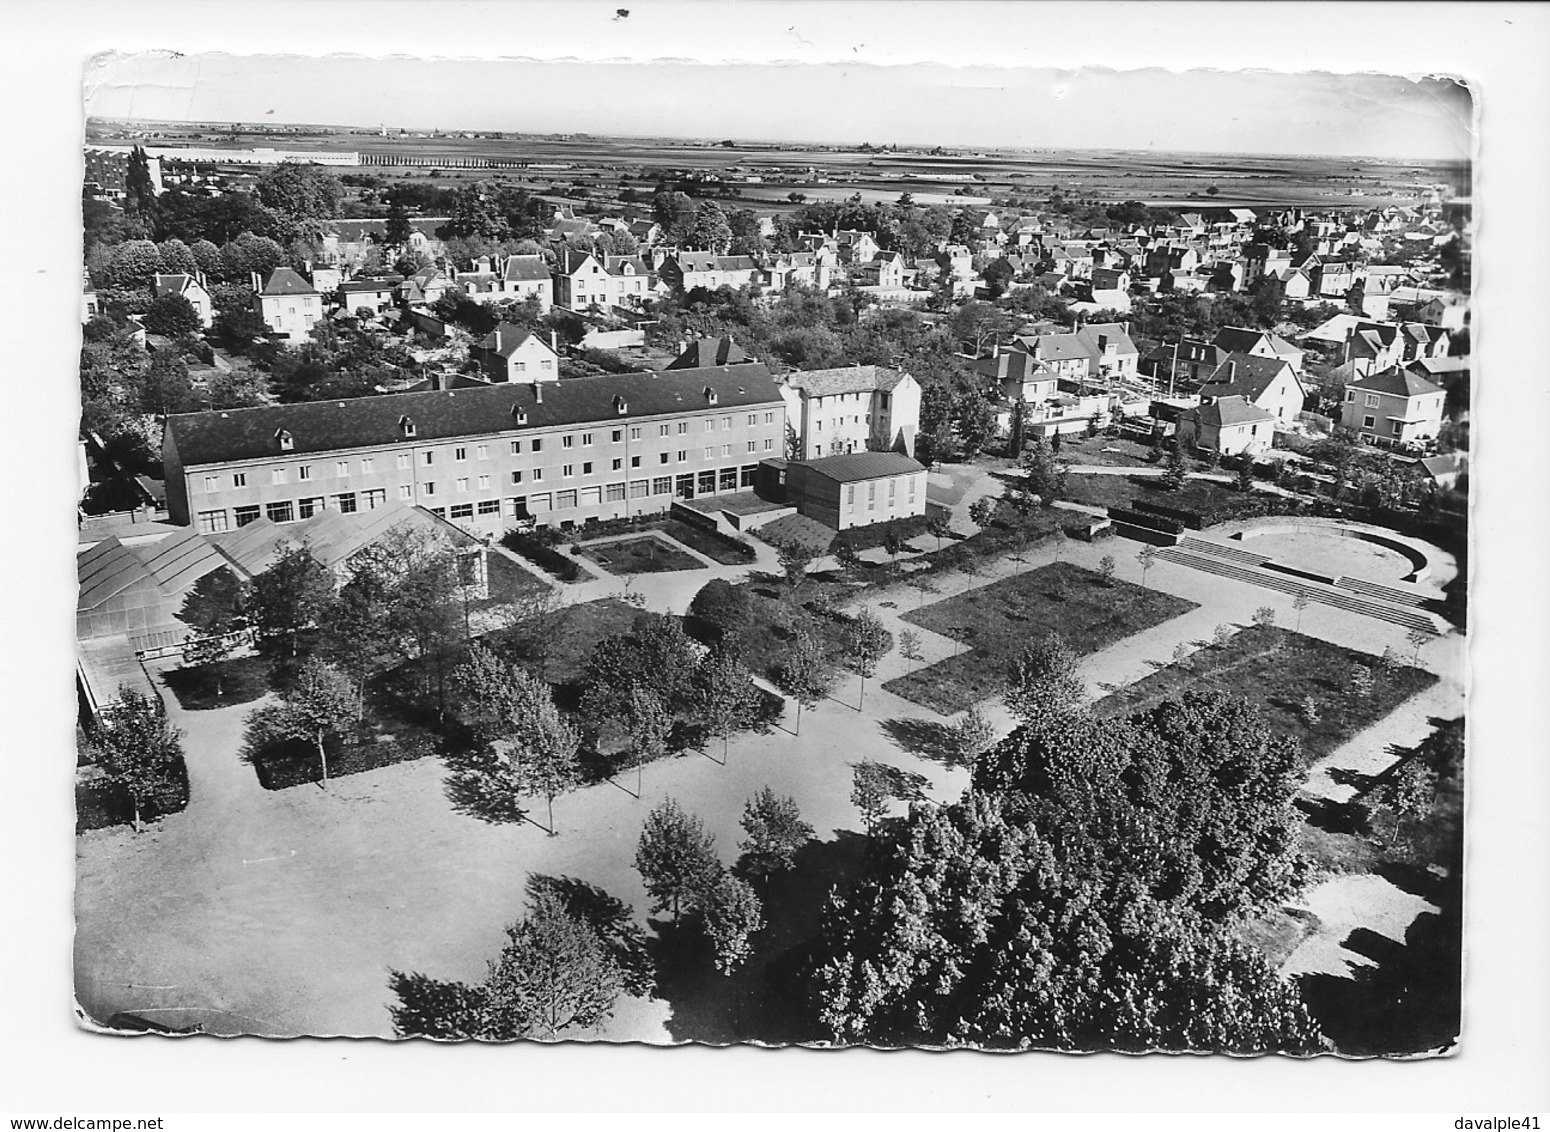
[162,364,788,537]
[152,272,214,328]
[656,252,761,293]
[777,365,922,460]
[337,277,402,317]
[320,217,448,267]
[781,452,928,531]
[470,323,561,384]
[1176,395,1276,457]
[1211,326,1304,373]
[972,350,1060,410]
[1419,451,1468,491]
[1342,320,1451,377]
[665,337,754,371]
[1197,353,1307,424]
[1340,366,1445,448]
[251,267,322,342]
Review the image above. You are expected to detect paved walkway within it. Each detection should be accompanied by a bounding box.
[74,502,1467,1041]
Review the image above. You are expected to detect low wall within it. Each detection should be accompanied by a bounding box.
[1228,518,1433,584]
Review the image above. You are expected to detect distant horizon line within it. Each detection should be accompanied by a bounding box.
[83,116,1469,168]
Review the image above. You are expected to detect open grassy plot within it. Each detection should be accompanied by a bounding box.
[161,652,272,710]
[1094,625,1438,767]
[484,597,643,686]
[1054,435,1158,470]
[662,518,756,565]
[578,535,706,575]
[883,561,1199,714]
[1064,473,1275,526]
[468,551,551,610]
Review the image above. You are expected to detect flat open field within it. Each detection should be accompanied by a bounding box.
[86,118,1464,212]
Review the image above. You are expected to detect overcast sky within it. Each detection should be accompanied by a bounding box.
[85,53,1474,161]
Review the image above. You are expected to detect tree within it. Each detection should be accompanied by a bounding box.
[687,578,750,645]
[776,541,816,593]
[846,607,890,709]
[255,161,344,224]
[1097,555,1117,587]
[87,687,185,833]
[850,759,930,833]
[477,890,627,1040]
[698,650,757,764]
[245,543,335,657]
[808,792,1323,1050]
[213,305,272,354]
[1349,663,1376,700]
[1407,626,1431,664]
[927,516,953,553]
[1292,591,1311,632]
[898,628,924,674]
[1252,606,1277,631]
[1236,458,1257,493]
[1299,695,1322,727]
[1213,623,1235,649]
[175,567,246,695]
[125,146,160,225]
[521,693,582,836]
[634,797,722,919]
[953,705,997,771]
[250,658,355,788]
[1019,435,1069,507]
[967,495,997,533]
[738,787,815,883]
[104,238,163,289]
[702,875,765,975]
[383,198,413,249]
[882,528,905,569]
[1162,443,1189,491]
[625,686,671,795]
[1004,633,1086,726]
[1136,544,1159,588]
[774,629,836,736]
[141,293,202,339]
[1372,759,1438,846]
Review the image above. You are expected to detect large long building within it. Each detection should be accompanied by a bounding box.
[163,365,788,539]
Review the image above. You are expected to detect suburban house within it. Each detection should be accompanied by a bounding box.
[1211,326,1304,373]
[1342,320,1451,377]
[251,267,322,343]
[554,250,654,310]
[152,272,215,329]
[398,265,458,307]
[469,324,561,384]
[972,350,1060,411]
[1340,367,1446,448]
[161,365,789,539]
[1419,451,1468,491]
[1176,395,1277,457]
[337,277,401,317]
[1008,332,1095,385]
[655,252,761,293]
[856,252,907,289]
[1074,322,1140,381]
[780,452,928,531]
[320,217,448,269]
[778,365,922,460]
[496,255,555,312]
[1196,353,1308,423]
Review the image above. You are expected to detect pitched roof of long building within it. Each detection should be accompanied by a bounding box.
[166,364,783,467]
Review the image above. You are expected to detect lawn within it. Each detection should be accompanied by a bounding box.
[662,518,756,565]
[578,535,706,575]
[161,652,272,710]
[1094,625,1438,768]
[468,551,551,611]
[482,596,643,687]
[728,583,891,690]
[1053,435,1158,470]
[883,561,1199,714]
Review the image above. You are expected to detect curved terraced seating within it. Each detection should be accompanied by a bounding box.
[1154,547,1442,634]
[1179,536,1270,567]
[1336,575,1433,608]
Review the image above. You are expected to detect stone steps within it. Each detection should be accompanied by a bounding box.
[1154,548,1441,634]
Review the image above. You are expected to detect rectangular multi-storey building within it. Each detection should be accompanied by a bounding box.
[163,366,787,539]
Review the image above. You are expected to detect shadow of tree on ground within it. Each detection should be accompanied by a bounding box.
[878,716,965,768]
[651,831,870,1045]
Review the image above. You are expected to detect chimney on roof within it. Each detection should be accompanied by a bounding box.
[535,382,543,404]
[550,330,558,355]
[1226,360,1237,384]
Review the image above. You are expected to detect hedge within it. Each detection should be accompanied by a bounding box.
[1107,507,1186,535]
[1130,498,1206,530]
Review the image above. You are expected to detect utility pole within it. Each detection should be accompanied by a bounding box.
[1169,339,1180,400]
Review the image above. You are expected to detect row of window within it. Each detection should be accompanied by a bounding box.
[204,415,782,492]
[209,436,778,492]
[195,465,765,534]
[844,476,917,511]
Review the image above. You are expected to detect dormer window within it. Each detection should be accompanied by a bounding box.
[614,395,628,415]
[399,416,416,438]
[704,387,718,405]
[276,429,294,451]
[514,406,528,425]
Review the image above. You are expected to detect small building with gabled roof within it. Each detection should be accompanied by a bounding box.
[781,451,928,530]
[777,364,921,461]
[1197,353,1307,423]
[252,267,322,342]
[152,272,215,328]
[470,323,560,384]
[1176,395,1276,457]
[1340,366,1445,448]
